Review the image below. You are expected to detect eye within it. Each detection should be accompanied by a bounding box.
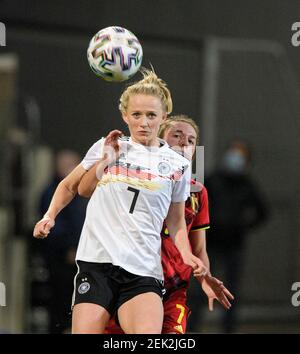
[132,112,140,117]
[189,140,195,145]
[147,113,157,118]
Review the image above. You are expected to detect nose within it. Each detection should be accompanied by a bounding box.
[179,135,189,147]
[140,115,149,128]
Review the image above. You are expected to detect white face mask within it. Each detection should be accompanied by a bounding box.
[222,150,247,174]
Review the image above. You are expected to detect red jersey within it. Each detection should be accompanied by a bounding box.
[161,180,210,293]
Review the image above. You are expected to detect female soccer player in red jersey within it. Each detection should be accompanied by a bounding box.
[159,116,233,333]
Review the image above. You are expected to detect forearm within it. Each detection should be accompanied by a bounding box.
[78,158,108,198]
[166,219,191,255]
[43,164,87,220]
[193,234,210,270]
[189,230,211,277]
[165,203,208,274]
[195,248,210,271]
[45,181,77,219]
[165,202,192,255]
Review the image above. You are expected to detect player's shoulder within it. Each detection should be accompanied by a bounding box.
[84,137,105,153]
[191,179,205,190]
[190,179,208,196]
[92,135,129,146]
[89,137,105,146]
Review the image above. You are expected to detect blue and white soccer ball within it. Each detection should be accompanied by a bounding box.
[87,26,143,82]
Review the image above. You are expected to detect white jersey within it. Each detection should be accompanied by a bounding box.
[76,137,191,280]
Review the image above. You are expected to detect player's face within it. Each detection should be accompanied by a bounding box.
[163,122,197,160]
[122,94,167,146]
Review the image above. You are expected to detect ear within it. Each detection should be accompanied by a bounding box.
[161,112,167,122]
[122,112,129,125]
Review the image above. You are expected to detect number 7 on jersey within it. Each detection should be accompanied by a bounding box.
[127,187,140,214]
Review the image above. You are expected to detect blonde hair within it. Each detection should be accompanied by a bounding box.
[158,114,200,144]
[119,68,173,114]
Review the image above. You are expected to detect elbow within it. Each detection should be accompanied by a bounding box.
[59,179,77,197]
[77,184,92,198]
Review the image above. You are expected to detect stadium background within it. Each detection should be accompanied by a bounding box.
[0,0,299,333]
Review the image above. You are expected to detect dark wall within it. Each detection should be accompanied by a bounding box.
[2,29,203,153]
[1,0,300,153]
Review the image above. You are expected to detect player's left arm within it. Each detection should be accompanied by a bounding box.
[189,229,210,272]
[165,202,207,277]
[189,230,234,311]
[189,195,234,310]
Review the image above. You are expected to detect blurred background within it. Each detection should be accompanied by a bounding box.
[0,0,299,333]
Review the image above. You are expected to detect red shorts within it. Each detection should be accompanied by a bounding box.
[162,288,191,334]
[105,317,124,334]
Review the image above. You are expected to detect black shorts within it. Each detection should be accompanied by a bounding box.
[72,261,164,315]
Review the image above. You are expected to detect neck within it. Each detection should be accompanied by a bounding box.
[131,136,160,147]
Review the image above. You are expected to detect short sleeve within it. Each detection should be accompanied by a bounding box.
[80,138,104,171]
[171,163,191,203]
[190,185,210,231]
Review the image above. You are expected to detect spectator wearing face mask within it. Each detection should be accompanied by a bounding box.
[204,139,268,333]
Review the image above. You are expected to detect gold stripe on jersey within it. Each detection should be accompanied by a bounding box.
[97,173,162,191]
[189,225,210,232]
[190,193,199,214]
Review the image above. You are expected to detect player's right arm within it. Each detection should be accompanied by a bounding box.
[33,130,122,238]
[33,164,87,238]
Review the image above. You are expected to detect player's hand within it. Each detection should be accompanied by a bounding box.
[33,215,55,239]
[199,275,234,311]
[180,250,208,277]
[103,130,123,165]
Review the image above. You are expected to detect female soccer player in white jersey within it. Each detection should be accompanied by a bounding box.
[33,69,206,334]
[104,115,234,334]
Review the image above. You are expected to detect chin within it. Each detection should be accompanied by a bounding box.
[135,136,154,146]
[172,147,184,155]
[134,137,146,145]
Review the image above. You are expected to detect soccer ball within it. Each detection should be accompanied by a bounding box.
[87,26,143,82]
